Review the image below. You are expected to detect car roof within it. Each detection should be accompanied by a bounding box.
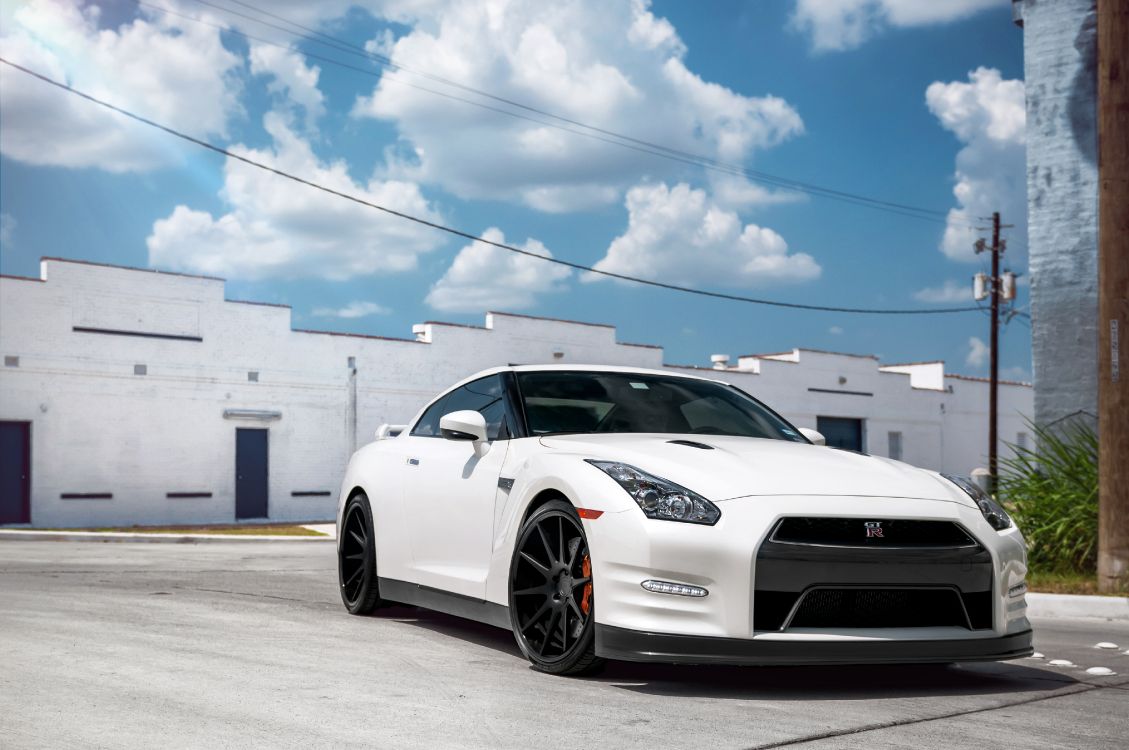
[454,363,724,388]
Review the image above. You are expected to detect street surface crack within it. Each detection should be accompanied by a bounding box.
[744,683,1101,749]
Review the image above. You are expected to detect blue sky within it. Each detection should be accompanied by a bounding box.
[0,0,1030,378]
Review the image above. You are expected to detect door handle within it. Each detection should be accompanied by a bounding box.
[407,457,420,466]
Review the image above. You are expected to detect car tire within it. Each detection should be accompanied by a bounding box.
[338,492,384,615]
[508,499,605,676]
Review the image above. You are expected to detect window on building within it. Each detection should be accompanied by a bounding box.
[411,374,511,440]
[248,371,259,382]
[888,431,903,461]
[134,364,147,375]
[1017,432,1028,451]
[3,355,18,368]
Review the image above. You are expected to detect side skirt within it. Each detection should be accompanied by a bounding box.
[378,577,511,630]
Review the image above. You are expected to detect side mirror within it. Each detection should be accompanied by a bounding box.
[439,410,488,442]
[799,427,826,446]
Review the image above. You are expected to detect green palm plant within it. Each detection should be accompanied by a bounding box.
[997,421,1099,575]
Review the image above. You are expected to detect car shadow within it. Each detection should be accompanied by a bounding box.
[378,606,1079,701]
[593,659,1079,701]
[378,604,524,657]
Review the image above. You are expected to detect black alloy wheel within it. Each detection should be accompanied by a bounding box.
[509,500,603,675]
[339,493,383,614]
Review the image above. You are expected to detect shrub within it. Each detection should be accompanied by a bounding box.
[997,421,1098,575]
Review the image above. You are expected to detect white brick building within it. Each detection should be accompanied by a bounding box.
[0,258,1033,527]
[1013,0,1099,429]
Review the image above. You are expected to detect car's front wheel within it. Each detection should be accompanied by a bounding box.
[508,500,604,675]
[338,492,384,614]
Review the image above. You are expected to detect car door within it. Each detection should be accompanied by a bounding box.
[399,374,513,598]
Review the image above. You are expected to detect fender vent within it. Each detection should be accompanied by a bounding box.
[667,439,714,450]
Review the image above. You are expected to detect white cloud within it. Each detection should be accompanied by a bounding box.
[312,301,391,318]
[0,213,15,246]
[426,228,571,312]
[146,113,446,281]
[829,325,844,335]
[0,0,242,172]
[587,182,821,287]
[791,0,1004,52]
[249,44,325,131]
[966,336,989,368]
[914,279,972,303]
[1000,366,1031,383]
[926,67,1027,262]
[353,0,803,212]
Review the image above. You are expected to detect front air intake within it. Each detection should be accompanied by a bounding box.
[784,587,971,629]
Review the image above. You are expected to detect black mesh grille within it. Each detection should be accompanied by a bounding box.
[787,588,969,629]
[772,517,976,548]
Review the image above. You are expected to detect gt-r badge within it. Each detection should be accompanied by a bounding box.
[864,521,884,538]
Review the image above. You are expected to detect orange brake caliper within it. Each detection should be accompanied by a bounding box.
[580,554,593,615]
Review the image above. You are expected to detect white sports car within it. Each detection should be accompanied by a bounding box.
[336,365,1032,675]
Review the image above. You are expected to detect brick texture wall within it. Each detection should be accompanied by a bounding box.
[1019,0,1099,428]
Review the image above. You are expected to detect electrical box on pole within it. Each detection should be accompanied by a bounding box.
[1001,272,1017,301]
[974,273,989,301]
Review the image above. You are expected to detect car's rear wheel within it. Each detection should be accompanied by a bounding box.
[508,500,604,675]
[338,493,384,614]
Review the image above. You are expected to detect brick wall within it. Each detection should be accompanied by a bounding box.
[1017,0,1099,428]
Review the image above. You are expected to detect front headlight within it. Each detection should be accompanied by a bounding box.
[942,473,1012,531]
[586,460,721,525]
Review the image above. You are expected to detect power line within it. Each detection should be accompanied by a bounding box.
[0,57,982,316]
[158,0,966,226]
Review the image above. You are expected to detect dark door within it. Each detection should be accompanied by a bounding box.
[236,428,269,519]
[817,416,864,452]
[0,421,31,524]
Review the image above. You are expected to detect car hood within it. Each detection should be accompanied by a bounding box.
[538,433,971,505]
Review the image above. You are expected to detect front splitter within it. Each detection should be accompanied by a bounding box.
[595,625,1034,666]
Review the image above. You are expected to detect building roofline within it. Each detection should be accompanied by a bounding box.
[0,273,45,283]
[946,373,1032,387]
[422,320,488,330]
[488,310,615,329]
[41,256,225,282]
[741,350,793,359]
[292,328,423,345]
[664,363,749,374]
[881,360,945,368]
[619,341,662,350]
[740,347,878,361]
[226,298,292,309]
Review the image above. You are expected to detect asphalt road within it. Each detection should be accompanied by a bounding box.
[1,541,1126,750]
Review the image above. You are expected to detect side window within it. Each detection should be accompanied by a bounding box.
[410,394,449,437]
[440,375,510,440]
[410,375,511,440]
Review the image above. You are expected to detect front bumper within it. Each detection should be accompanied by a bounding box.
[583,495,1030,642]
[595,624,1034,666]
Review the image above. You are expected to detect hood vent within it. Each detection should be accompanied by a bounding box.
[667,439,714,450]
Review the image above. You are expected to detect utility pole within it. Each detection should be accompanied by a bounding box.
[973,212,1014,492]
[1097,0,1128,593]
[989,212,1001,490]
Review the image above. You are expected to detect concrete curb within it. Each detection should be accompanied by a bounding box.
[1027,592,1129,621]
[0,530,334,543]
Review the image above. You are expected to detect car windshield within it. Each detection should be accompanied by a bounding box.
[515,371,806,441]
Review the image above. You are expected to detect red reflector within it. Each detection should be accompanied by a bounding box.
[576,508,604,519]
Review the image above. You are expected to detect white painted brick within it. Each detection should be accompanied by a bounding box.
[0,260,1032,527]
[1019,0,1099,427]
